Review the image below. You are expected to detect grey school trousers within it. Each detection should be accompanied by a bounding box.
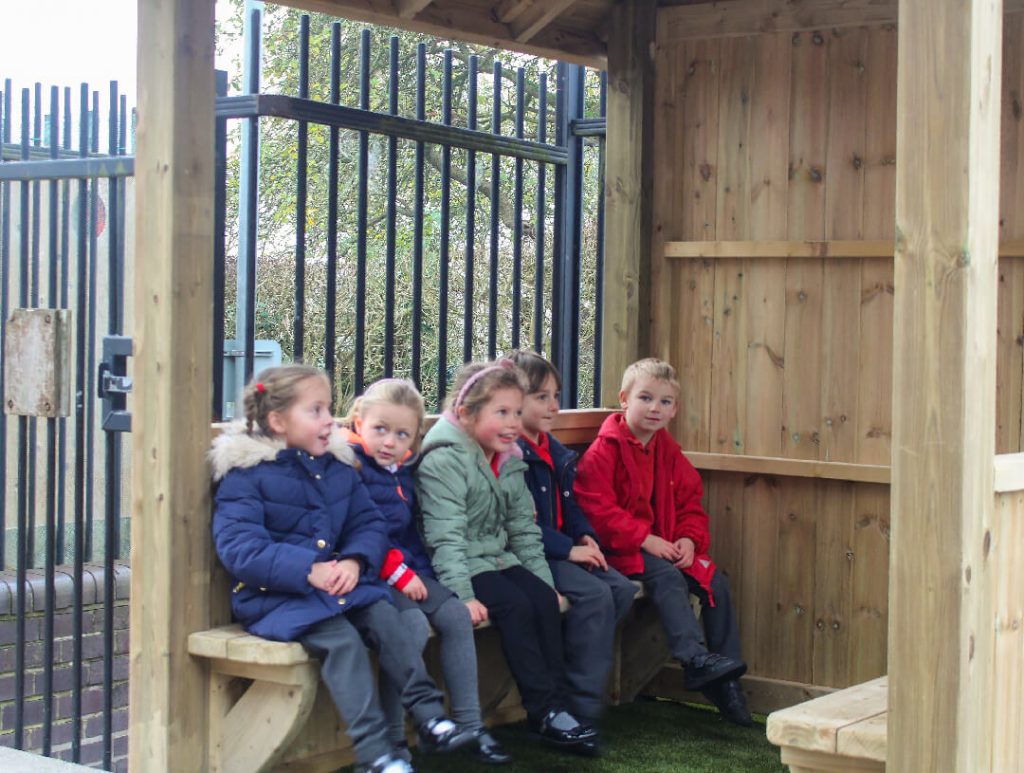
[633,553,743,666]
[380,582,483,745]
[298,599,446,766]
[550,559,637,722]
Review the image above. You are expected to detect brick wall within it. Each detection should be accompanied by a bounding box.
[0,563,130,772]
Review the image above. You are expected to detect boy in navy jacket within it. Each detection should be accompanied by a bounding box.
[511,351,637,739]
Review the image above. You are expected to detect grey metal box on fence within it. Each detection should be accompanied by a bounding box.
[222,340,282,420]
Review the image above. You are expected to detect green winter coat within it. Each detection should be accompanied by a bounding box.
[415,415,554,602]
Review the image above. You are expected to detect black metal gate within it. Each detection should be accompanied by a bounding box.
[0,12,606,771]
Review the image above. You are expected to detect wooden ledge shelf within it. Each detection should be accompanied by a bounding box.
[663,239,1024,260]
[686,452,890,485]
[767,675,887,773]
[994,453,1024,493]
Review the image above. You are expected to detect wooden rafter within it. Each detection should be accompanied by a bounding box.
[281,0,606,68]
[494,0,533,24]
[395,0,434,19]
[511,0,577,43]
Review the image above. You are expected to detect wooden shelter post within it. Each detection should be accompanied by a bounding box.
[129,0,216,770]
[890,0,1011,769]
[601,0,655,405]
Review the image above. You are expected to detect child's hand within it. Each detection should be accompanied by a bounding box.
[308,560,342,593]
[568,542,607,571]
[580,535,609,570]
[333,558,361,595]
[642,534,683,562]
[672,538,696,569]
[402,575,429,602]
[465,599,489,626]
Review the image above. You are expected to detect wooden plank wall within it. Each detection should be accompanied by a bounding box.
[651,18,1024,691]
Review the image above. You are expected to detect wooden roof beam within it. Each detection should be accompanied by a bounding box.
[395,0,434,19]
[511,0,577,43]
[494,0,533,24]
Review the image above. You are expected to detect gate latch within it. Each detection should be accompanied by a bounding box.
[97,335,133,432]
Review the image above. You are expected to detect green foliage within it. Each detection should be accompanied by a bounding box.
[216,2,605,410]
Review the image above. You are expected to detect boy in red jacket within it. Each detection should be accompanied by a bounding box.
[574,358,751,726]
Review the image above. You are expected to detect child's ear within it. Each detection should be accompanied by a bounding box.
[618,389,629,410]
[353,416,364,435]
[266,410,287,437]
[456,404,472,425]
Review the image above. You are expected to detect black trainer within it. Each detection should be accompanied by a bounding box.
[530,709,597,747]
[417,717,476,754]
[683,652,747,691]
[472,729,512,764]
[703,678,754,727]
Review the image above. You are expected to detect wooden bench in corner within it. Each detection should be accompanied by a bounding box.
[188,408,617,773]
[766,676,887,773]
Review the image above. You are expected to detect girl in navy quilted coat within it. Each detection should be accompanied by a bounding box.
[343,378,509,765]
[210,365,472,773]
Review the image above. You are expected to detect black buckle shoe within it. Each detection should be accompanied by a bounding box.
[703,679,754,727]
[684,652,747,691]
[530,709,597,748]
[417,717,476,754]
[472,729,512,764]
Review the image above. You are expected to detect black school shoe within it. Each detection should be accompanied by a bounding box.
[472,729,512,764]
[683,652,747,691]
[417,717,476,754]
[530,709,597,748]
[703,678,754,727]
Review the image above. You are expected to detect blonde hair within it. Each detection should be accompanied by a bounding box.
[343,378,426,444]
[621,358,680,397]
[242,364,330,435]
[445,359,526,419]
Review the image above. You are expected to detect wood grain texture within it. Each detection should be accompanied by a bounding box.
[671,40,718,448]
[659,0,1024,42]
[889,0,1003,769]
[766,675,886,755]
[130,1,215,770]
[601,0,655,404]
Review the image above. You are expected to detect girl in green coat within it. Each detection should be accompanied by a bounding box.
[416,359,597,753]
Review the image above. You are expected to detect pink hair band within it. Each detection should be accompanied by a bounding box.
[453,359,515,409]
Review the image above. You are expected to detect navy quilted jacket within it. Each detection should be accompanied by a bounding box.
[517,432,598,560]
[349,442,435,579]
[210,424,391,642]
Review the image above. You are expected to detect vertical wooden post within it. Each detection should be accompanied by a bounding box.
[890,0,1004,770]
[601,0,655,405]
[129,0,215,770]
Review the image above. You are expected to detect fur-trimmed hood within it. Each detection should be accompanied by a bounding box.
[209,422,355,482]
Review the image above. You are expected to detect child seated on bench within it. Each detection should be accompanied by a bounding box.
[509,350,636,738]
[415,359,597,754]
[210,364,474,773]
[343,378,510,765]
[574,358,753,727]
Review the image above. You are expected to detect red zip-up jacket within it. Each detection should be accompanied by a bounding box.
[574,413,717,603]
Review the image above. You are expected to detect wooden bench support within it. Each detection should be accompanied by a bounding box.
[191,627,321,773]
[211,667,319,773]
[766,676,887,773]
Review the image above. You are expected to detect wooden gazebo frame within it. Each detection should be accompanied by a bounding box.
[130,0,1024,770]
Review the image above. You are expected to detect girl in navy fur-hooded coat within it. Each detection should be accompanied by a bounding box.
[211,419,391,642]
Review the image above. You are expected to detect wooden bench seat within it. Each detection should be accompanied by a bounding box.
[766,676,887,772]
[187,595,572,773]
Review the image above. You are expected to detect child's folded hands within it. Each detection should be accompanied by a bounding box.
[641,534,683,562]
[308,558,362,596]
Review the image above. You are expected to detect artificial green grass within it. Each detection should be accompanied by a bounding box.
[348,698,786,772]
